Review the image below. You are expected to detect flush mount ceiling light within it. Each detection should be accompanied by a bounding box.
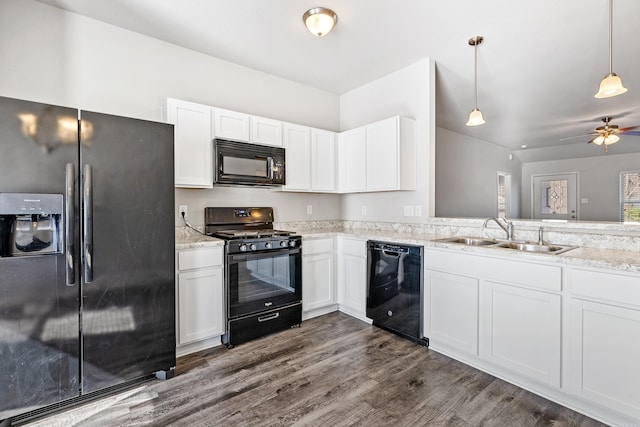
[595,0,627,98]
[303,7,338,37]
[466,36,485,126]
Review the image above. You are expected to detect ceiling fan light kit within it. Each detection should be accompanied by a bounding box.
[303,7,338,37]
[594,0,628,98]
[466,36,485,127]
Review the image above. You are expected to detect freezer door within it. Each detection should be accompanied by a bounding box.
[0,96,80,419]
[79,111,175,393]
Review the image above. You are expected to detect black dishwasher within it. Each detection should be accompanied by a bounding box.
[366,241,428,346]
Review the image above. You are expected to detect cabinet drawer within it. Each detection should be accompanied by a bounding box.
[339,238,366,257]
[425,249,562,292]
[570,268,640,307]
[178,246,223,271]
[303,238,334,255]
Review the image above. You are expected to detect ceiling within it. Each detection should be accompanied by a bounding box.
[35,0,640,160]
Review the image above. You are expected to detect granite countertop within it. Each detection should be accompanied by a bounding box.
[174,225,640,274]
[297,228,640,274]
[175,227,224,250]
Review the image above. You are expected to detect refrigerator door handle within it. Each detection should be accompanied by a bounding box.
[83,164,93,283]
[65,163,76,286]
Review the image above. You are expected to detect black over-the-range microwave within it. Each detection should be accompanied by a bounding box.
[214,139,285,186]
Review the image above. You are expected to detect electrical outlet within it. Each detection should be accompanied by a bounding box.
[307,205,313,215]
[179,205,188,218]
[404,205,414,217]
[581,198,589,204]
[361,206,367,216]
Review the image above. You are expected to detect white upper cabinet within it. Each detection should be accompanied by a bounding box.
[311,129,336,192]
[166,98,214,189]
[338,127,367,192]
[251,115,283,146]
[213,108,250,142]
[283,126,336,193]
[337,116,416,193]
[283,123,312,191]
[213,108,282,146]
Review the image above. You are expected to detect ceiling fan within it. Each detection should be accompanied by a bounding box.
[561,117,640,153]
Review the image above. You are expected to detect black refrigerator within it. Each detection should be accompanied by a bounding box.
[0,96,176,423]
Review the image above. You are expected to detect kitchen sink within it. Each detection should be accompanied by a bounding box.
[494,241,576,254]
[433,236,576,255]
[436,236,498,246]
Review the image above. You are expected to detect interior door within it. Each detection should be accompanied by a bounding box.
[79,111,176,393]
[532,173,578,220]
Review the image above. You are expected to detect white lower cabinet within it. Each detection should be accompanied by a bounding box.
[176,246,224,355]
[302,238,336,319]
[481,281,561,387]
[337,237,368,322]
[424,269,478,355]
[568,268,640,421]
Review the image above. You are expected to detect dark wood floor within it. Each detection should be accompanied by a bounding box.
[29,312,605,426]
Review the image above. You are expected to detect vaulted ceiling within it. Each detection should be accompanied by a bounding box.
[36,0,640,161]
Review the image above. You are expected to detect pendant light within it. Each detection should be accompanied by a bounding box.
[303,7,338,37]
[466,36,485,126]
[594,0,627,98]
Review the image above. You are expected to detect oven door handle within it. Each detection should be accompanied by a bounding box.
[228,247,300,262]
[257,312,280,323]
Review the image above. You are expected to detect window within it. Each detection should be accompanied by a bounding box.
[497,172,511,218]
[620,171,640,222]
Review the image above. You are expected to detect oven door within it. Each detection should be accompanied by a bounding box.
[227,247,301,318]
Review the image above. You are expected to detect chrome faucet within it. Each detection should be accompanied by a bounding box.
[538,226,544,245]
[483,217,514,240]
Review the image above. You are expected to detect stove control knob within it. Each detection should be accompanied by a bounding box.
[289,240,297,248]
[239,244,248,252]
[280,241,288,248]
[265,241,273,249]
[249,243,257,251]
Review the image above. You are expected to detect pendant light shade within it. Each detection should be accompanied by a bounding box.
[466,36,485,127]
[466,108,485,126]
[303,7,338,37]
[594,0,627,98]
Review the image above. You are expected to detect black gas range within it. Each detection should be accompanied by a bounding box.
[204,207,302,348]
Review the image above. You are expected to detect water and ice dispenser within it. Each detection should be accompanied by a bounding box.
[0,193,63,257]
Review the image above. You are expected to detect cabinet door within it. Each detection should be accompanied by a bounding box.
[251,116,282,146]
[283,123,311,191]
[481,281,561,387]
[177,267,224,345]
[311,129,336,192]
[167,99,213,188]
[425,269,479,355]
[338,127,367,193]
[213,108,250,142]
[569,299,640,419]
[338,254,367,318]
[302,253,334,312]
[366,117,399,191]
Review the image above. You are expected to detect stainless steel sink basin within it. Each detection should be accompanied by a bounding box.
[434,236,498,246]
[495,241,576,254]
[433,236,576,255]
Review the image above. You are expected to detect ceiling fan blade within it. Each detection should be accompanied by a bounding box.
[621,130,640,136]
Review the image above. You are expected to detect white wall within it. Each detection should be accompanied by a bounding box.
[521,153,640,222]
[435,128,521,218]
[339,58,436,223]
[0,0,342,225]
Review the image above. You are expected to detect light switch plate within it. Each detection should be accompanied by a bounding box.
[307,205,313,215]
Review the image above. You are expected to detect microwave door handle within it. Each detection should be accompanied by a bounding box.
[268,157,274,180]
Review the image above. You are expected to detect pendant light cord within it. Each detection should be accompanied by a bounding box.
[608,0,613,74]
[474,38,479,109]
